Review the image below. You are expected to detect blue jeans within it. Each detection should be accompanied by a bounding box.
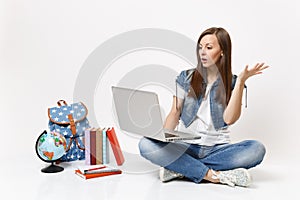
[139,137,266,183]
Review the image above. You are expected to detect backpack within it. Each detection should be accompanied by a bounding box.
[48,100,90,162]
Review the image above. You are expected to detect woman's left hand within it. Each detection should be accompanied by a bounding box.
[238,62,269,83]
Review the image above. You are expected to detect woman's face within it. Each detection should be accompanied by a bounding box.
[199,34,223,68]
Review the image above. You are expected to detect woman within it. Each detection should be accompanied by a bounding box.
[139,27,268,187]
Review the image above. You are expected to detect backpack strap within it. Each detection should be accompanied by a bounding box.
[67,114,85,151]
[63,114,76,153]
[74,137,85,150]
[68,114,77,136]
[65,138,73,152]
[65,137,85,152]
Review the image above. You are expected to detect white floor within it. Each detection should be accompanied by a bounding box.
[1,152,299,200]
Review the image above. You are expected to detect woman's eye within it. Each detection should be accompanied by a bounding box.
[207,46,212,50]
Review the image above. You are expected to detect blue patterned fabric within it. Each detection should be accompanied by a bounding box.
[48,101,90,162]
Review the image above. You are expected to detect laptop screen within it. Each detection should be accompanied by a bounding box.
[112,86,165,138]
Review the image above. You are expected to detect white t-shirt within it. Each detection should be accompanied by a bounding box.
[176,84,230,146]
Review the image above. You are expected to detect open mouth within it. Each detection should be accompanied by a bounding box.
[201,58,208,62]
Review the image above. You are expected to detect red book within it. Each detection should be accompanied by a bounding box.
[75,168,122,180]
[106,127,125,166]
[89,128,97,165]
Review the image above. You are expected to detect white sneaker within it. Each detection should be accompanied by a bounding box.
[159,167,183,182]
[212,168,252,187]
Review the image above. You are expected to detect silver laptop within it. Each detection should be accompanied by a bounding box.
[111,86,201,142]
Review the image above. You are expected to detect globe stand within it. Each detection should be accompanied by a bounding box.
[41,162,64,173]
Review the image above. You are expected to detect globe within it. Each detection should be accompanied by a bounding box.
[35,130,67,173]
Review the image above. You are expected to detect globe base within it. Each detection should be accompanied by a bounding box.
[41,162,64,173]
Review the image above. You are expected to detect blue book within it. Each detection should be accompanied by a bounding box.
[102,128,110,164]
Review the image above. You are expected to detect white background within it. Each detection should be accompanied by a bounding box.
[1,0,300,192]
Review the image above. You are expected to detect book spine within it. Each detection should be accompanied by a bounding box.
[75,168,122,180]
[84,171,122,179]
[84,168,121,174]
[96,128,103,164]
[84,128,91,165]
[102,128,108,164]
[106,135,110,164]
[90,128,97,165]
[107,127,124,166]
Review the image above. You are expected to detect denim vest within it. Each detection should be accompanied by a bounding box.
[176,68,239,130]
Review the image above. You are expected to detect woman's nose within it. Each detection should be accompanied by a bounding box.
[200,49,206,55]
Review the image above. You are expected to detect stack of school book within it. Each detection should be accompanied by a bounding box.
[85,127,125,166]
[75,165,122,180]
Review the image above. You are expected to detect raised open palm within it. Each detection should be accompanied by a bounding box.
[239,63,269,82]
